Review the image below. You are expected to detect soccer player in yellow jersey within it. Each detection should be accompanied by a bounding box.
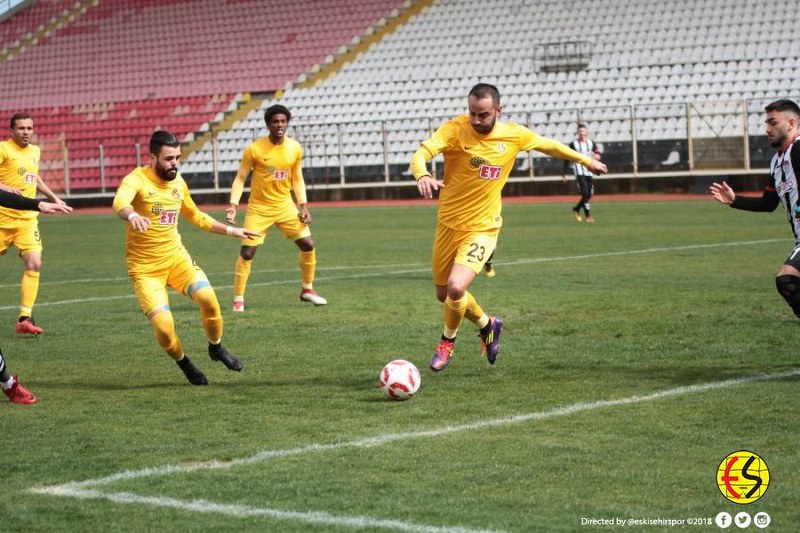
[0,112,69,335]
[226,104,327,311]
[113,131,259,385]
[411,84,608,372]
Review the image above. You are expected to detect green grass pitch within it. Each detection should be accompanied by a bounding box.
[2,198,798,532]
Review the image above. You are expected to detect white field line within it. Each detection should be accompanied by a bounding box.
[0,239,782,311]
[30,368,800,532]
[30,487,501,533]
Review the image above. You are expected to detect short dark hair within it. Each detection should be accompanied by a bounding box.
[577,123,588,130]
[468,83,501,106]
[264,104,291,124]
[765,99,800,117]
[149,130,180,155]
[10,112,33,129]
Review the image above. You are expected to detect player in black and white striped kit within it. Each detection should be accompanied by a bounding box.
[563,123,602,222]
[710,99,800,318]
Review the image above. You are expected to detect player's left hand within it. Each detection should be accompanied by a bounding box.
[709,181,735,205]
[298,206,312,225]
[589,160,608,175]
[236,227,261,239]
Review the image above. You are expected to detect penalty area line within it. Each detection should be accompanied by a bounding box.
[29,369,800,532]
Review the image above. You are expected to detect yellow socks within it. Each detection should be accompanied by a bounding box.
[233,256,252,299]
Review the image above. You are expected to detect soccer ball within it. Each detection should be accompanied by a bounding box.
[379,359,421,400]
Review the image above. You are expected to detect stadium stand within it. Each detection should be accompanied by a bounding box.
[0,0,83,53]
[182,0,799,185]
[0,0,406,192]
[2,0,800,196]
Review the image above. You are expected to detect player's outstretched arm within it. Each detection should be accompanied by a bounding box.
[35,175,67,204]
[37,201,73,214]
[209,220,260,239]
[710,181,735,205]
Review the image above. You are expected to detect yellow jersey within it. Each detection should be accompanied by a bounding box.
[412,115,592,231]
[112,166,215,273]
[230,136,307,214]
[0,139,40,221]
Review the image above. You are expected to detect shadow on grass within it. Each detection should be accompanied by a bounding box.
[540,361,800,386]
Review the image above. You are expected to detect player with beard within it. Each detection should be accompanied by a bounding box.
[226,104,327,311]
[411,83,608,372]
[113,131,259,385]
[711,99,800,319]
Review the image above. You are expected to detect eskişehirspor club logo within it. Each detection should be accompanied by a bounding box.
[716,450,770,504]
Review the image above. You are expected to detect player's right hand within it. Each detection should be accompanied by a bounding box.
[129,214,150,232]
[416,175,444,199]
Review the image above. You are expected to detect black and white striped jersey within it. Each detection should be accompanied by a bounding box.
[731,135,800,243]
[564,139,600,177]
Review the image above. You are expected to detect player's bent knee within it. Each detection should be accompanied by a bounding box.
[192,286,221,314]
[150,311,178,350]
[240,246,257,260]
[775,275,800,317]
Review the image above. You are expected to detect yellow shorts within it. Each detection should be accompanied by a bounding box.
[431,225,499,286]
[129,251,210,316]
[241,203,311,246]
[0,217,42,256]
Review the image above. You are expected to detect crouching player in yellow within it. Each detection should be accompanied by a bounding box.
[113,131,259,385]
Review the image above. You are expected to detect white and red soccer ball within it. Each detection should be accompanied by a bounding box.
[379,359,421,400]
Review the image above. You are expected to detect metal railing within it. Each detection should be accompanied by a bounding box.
[38,97,788,198]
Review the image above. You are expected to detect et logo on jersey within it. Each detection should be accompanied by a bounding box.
[469,155,502,180]
[478,164,502,180]
[151,203,178,225]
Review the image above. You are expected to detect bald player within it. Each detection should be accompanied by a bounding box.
[411,83,608,372]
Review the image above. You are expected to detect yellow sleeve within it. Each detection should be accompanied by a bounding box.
[229,145,254,205]
[291,157,308,205]
[410,145,434,180]
[526,132,592,167]
[112,173,139,214]
[180,182,215,230]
